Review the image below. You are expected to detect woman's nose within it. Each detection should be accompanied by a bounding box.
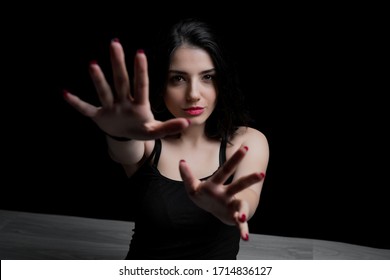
[186,82,201,101]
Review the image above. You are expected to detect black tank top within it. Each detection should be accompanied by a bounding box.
[125,138,240,260]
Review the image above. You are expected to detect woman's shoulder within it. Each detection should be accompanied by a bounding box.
[227,126,269,156]
[226,126,269,161]
[234,126,268,144]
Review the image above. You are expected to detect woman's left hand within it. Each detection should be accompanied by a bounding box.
[179,146,265,240]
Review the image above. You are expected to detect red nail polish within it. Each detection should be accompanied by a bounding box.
[243,233,249,241]
[180,159,186,163]
[239,214,246,222]
[137,49,144,54]
[112,38,120,43]
[63,89,69,98]
[260,172,265,179]
[243,146,248,151]
[90,60,98,65]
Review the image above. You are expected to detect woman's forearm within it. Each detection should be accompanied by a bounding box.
[106,137,145,165]
[236,188,261,220]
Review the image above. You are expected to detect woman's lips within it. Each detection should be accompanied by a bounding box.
[184,107,204,116]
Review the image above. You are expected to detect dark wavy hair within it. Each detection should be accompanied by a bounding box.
[149,18,252,141]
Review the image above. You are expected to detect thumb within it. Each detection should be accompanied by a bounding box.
[179,160,200,196]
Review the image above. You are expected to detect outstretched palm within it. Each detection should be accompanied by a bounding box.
[179,146,264,239]
[64,40,188,140]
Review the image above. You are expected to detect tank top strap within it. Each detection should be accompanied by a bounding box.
[219,138,227,166]
[219,138,233,184]
[152,138,162,167]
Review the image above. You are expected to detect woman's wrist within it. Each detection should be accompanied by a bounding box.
[104,132,132,141]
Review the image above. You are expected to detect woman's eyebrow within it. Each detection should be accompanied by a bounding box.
[168,68,216,75]
[200,69,216,74]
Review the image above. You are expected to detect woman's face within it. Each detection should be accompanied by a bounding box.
[164,45,217,125]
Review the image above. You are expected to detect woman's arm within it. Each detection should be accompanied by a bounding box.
[234,127,269,219]
[179,129,269,240]
[64,40,190,173]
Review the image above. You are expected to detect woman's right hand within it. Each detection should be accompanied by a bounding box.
[64,39,189,140]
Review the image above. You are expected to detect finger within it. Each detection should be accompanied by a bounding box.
[225,172,264,197]
[110,39,131,101]
[147,118,190,139]
[211,146,248,185]
[179,159,200,196]
[232,199,250,241]
[133,50,149,105]
[89,61,114,108]
[63,91,99,117]
[239,221,249,241]
[236,199,249,223]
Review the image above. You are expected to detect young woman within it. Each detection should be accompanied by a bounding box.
[64,18,269,259]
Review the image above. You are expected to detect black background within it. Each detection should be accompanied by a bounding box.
[2,5,388,249]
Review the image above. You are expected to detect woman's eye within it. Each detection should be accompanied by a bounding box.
[171,75,184,82]
[203,74,214,80]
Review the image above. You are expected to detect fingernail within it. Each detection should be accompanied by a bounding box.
[90,60,98,65]
[243,146,248,151]
[63,89,69,98]
[137,49,144,54]
[260,172,265,179]
[180,159,186,163]
[112,38,120,43]
[186,119,191,125]
[239,214,246,223]
[243,233,249,241]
